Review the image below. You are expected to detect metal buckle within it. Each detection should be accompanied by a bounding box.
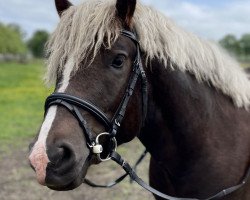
[115,119,121,127]
[91,132,117,162]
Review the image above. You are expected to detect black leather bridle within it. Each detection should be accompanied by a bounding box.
[44,30,250,200]
[45,30,147,161]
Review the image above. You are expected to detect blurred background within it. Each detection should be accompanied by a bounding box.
[0,0,249,200]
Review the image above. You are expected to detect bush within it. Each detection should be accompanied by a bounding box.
[0,23,27,55]
[27,30,49,58]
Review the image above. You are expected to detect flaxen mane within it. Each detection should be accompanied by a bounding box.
[46,0,250,109]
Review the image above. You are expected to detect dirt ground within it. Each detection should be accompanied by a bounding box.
[0,139,154,200]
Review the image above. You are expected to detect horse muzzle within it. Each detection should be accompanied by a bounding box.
[29,140,90,190]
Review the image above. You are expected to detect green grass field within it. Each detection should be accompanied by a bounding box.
[0,61,52,148]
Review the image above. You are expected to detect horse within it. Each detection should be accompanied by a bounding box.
[28,0,250,199]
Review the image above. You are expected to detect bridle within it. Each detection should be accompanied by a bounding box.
[44,30,250,200]
[45,30,147,162]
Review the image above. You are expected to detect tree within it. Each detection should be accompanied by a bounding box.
[219,34,239,56]
[8,23,26,39]
[0,23,27,54]
[239,34,250,56]
[28,30,49,58]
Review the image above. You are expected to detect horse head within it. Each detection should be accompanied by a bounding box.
[29,0,145,191]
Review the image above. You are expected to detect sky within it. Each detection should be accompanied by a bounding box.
[0,0,249,41]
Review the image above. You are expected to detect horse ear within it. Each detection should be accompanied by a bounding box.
[116,0,136,27]
[55,0,73,17]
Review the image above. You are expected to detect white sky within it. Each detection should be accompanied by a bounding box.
[0,0,249,40]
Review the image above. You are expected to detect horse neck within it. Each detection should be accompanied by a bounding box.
[138,59,250,196]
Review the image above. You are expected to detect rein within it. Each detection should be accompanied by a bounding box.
[44,30,249,200]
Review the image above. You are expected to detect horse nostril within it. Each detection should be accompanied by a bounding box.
[47,143,75,169]
[48,147,64,165]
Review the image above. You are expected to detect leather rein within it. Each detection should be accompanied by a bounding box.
[44,30,250,200]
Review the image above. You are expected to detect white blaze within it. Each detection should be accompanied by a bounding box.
[29,57,74,185]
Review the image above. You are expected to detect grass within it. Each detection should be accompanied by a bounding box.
[0,60,52,149]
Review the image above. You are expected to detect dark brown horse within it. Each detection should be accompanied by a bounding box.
[29,0,250,199]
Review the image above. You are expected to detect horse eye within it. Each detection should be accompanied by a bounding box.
[111,55,126,68]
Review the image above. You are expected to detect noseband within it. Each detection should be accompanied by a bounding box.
[44,30,250,200]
